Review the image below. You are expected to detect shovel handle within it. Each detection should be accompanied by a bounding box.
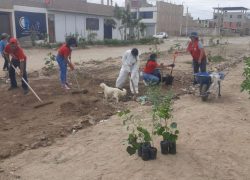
[11,64,43,103]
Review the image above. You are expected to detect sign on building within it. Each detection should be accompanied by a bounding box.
[14,11,47,39]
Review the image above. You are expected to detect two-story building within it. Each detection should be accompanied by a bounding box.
[128,0,183,37]
[213,7,250,35]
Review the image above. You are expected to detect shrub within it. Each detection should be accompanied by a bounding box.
[241,57,250,96]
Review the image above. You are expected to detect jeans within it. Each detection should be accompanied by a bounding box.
[56,55,67,85]
[143,69,162,85]
[9,59,28,90]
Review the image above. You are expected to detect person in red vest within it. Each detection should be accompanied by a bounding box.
[56,37,77,90]
[187,32,207,84]
[4,38,29,94]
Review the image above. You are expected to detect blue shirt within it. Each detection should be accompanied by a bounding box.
[0,40,7,54]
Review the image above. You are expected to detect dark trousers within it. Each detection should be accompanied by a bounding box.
[193,59,206,73]
[9,59,28,90]
[193,59,206,83]
[3,56,9,70]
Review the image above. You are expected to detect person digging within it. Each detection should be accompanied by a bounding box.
[116,48,140,95]
[56,37,77,90]
[3,38,29,95]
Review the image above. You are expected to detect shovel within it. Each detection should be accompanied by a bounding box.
[129,75,137,101]
[11,64,53,108]
[68,61,88,95]
[165,51,178,85]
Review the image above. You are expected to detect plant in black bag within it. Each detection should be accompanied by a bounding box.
[118,109,157,160]
[153,94,179,155]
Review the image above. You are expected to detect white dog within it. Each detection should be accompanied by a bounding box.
[100,83,127,102]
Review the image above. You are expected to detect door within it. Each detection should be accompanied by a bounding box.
[48,14,55,43]
[0,12,11,35]
[104,24,112,39]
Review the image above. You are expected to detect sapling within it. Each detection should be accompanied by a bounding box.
[241,57,250,96]
[118,109,156,159]
[151,93,179,154]
[43,52,56,72]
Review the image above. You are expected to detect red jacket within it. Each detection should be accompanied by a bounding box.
[4,44,27,61]
[144,60,159,74]
[187,40,205,61]
[58,44,71,59]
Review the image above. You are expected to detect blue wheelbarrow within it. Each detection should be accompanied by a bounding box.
[194,72,225,101]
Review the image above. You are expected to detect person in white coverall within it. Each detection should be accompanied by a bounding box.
[116,48,139,94]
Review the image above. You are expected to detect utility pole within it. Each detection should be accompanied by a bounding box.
[179,2,184,36]
[217,4,220,35]
[186,7,188,36]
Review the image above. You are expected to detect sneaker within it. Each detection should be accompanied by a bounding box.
[62,84,71,90]
[143,80,149,86]
[23,89,29,95]
[65,82,72,87]
[8,86,18,91]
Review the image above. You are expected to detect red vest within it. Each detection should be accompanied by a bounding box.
[187,40,205,61]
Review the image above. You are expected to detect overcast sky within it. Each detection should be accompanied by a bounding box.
[89,0,250,19]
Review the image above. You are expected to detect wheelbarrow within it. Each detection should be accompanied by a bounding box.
[194,72,225,101]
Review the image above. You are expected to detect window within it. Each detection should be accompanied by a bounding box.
[230,15,233,18]
[237,15,242,19]
[139,11,153,19]
[237,22,241,27]
[86,18,99,30]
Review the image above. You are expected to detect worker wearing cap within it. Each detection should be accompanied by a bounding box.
[187,32,207,84]
[4,38,29,94]
[116,48,140,94]
[56,37,77,90]
[0,33,9,71]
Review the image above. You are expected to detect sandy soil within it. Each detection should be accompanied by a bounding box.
[0,37,250,180]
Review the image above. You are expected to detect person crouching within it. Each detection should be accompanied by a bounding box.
[3,38,29,94]
[143,53,174,85]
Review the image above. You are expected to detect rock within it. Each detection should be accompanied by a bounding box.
[0,168,4,173]
[0,150,11,159]
[28,71,39,78]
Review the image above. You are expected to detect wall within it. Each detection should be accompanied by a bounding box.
[54,12,111,42]
[131,6,157,36]
[156,2,183,36]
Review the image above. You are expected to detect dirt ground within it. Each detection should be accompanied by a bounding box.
[0,37,250,180]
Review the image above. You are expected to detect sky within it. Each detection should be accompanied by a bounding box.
[89,0,250,19]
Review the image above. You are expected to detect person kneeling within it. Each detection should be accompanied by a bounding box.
[143,53,174,85]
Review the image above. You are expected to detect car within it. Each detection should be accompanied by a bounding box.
[153,32,168,39]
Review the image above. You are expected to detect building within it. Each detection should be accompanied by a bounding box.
[213,7,250,35]
[195,19,216,28]
[0,0,121,43]
[129,0,183,37]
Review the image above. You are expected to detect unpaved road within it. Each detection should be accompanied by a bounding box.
[1,36,249,74]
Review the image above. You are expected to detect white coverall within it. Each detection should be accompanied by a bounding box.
[116,49,140,94]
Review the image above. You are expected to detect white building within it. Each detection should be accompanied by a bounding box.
[0,0,122,43]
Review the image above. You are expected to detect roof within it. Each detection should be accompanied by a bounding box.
[0,0,115,17]
[47,0,115,17]
[213,7,248,11]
